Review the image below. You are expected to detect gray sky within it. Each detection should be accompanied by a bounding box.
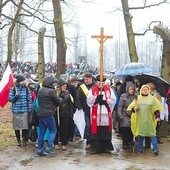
[75,0,170,42]
[62,0,169,74]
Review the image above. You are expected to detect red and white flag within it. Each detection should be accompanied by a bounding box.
[0,64,14,108]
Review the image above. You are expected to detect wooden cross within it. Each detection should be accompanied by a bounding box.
[91,27,113,81]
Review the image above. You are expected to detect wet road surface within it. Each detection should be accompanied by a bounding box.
[0,131,170,170]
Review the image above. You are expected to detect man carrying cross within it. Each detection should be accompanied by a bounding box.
[87,75,116,154]
[86,28,116,154]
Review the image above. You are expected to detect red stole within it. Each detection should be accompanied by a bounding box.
[91,85,112,134]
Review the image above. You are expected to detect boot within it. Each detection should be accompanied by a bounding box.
[22,140,27,147]
[17,140,21,146]
[15,130,21,146]
[22,130,28,147]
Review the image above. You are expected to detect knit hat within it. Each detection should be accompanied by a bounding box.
[58,79,68,87]
[42,76,54,88]
[16,75,26,83]
[53,78,58,84]
[126,82,135,93]
[70,77,78,83]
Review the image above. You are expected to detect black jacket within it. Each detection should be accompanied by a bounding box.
[76,82,95,116]
[68,84,77,111]
[37,76,61,117]
[59,90,74,117]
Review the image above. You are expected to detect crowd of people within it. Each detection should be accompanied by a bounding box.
[7,71,170,158]
[0,61,99,81]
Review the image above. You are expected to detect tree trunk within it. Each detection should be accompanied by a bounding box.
[38,27,46,84]
[153,25,170,83]
[0,0,3,62]
[6,0,23,66]
[0,0,3,18]
[121,0,138,62]
[7,27,13,66]
[52,0,67,79]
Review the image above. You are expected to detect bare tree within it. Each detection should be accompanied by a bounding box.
[0,0,3,62]
[52,0,67,78]
[1,0,53,64]
[12,0,25,61]
[71,23,82,63]
[48,31,55,63]
[38,27,46,84]
[153,25,170,83]
[121,0,138,62]
[121,0,169,62]
[6,0,24,66]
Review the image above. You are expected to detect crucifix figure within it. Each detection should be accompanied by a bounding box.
[91,27,113,81]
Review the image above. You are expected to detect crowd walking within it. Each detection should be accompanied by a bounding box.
[5,72,170,158]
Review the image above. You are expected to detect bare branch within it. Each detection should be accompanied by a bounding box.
[129,0,169,10]
[134,21,162,36]
[0,23,10,29]
[105,7,123,14]
[22,1,53,23]
[0,0,11,9]
[10,0,54,25]
[19,13,53,25]
[1,13,38,34]
[81,0,95,2]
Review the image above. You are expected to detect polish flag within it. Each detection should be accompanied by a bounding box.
[0,64,14,108]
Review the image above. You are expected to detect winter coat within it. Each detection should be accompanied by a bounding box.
[117,84,135,127]
[37,76,61,117]
[8,85,33,114]
[68,84,77,112]
[59,90,74,117]
[76,82,95,116]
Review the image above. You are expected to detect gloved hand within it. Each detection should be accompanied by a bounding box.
[101,100,109,108]
[13,94,20,103]
[96,94,103,105]
[57,97,63,103]
[77,107,82,111]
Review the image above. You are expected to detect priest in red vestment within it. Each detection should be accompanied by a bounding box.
[87,75,116,154]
